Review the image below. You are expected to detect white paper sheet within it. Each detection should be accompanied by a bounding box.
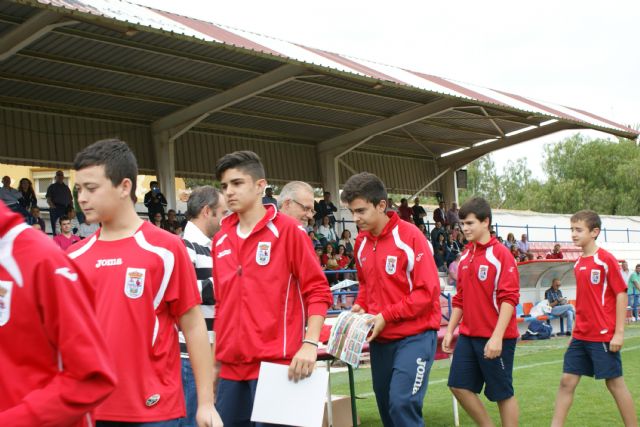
[251,362,329,427]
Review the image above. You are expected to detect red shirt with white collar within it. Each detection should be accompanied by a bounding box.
[573,248,627,342]
[354,212,441,341]
[453,237,520,339]
[212,205,332,381]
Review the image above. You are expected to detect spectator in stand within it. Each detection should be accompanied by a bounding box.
[434,247,448,272]
[278,181,316,227]
[433,201,446,225]
[164,209,181,234]
[53,216,81,250]
[46,170,73,236]
[56,206,80,235]
[430,221,445,246]
[305,217,314,233]
[143,180,167,221]
[448,253,462,288]
[398,198,412,222]
[308,230,322,248]
[620,261,631,287]
[546,243,564,259]
[18,177,38,215]
[0,175,24,215]
[335,245,351,270]
[315,246,326,269]
[27,206,46,232]
[628,264,640,322]
[262,186,278,206]
[150,212,164,228]
[338,229,354,256]
[78,215,99,239]
[315,191,338,226]
[510,244,520,261]
[387,197,398,213]
[545,278,575,335]
[318,215,338,246]
[322,243,339,270]
[504,233,517,250]
[446,202,460,228]
[516,233,530,258]
[417,223,428,238]
[412,197,427,226]
[450,223,461,243]
[451,232,466,256]
[497,236,504,244]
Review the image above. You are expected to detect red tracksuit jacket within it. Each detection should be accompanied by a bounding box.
[453,237,520,339]
[212,205,332,380]
[354,212,441,341]
[0,203,116,427]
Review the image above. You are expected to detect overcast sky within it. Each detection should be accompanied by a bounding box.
[133,0,640,179]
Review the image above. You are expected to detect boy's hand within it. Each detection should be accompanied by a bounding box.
[288,342,317,382]
[484,335,503,359]
[196,405,223,427]
[351,304,365,314]
[609,332,624,352]
[442,332,454,354]
[367,313,386,342]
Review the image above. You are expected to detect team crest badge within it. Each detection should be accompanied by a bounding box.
[256,242,272,266]
[385,256,397,275]
[124,268,146,299]
[590,269,601,285]
[0,281,13,327]
[478,265,489,281]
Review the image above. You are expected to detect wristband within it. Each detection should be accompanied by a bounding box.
[302,339,319,347]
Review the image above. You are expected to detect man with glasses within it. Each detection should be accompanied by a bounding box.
[278,181,316,227]
[46,170,72,236]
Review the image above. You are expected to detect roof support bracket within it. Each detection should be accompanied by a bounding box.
[151,63,307,141]
[0,10,76,62]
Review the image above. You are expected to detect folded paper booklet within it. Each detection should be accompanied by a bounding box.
[327,311,375,367]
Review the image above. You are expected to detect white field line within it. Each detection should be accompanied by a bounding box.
[354,342,640,398]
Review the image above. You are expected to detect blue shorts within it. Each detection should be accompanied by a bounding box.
[447,335,516,402]
[563,338,622,379]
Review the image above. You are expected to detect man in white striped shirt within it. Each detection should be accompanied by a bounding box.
[180,186,227,426]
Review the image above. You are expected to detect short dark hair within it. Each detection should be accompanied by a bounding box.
[150,181,158,187]
[458,197,492,225]
[215,150,265,181]
[187,186,221,219]
[73,138,138,203]
[340,172,387,206]
[59,215,70,225]
[570,210,601,232]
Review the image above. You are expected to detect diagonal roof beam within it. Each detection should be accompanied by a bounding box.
[0,10,76,61]
[438,121,575,169]
[151,64,307,138]
[318,98,461,153]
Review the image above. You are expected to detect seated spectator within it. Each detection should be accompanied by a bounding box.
[546,243,564,259]
[504,232,517,250]
[18,177,38,218]
[322,244,340,270]
[335,244,351,270]
[525,252,535,261]
[164,209,180,234]
[544,278,575,335]
[308,230,322,248]
[314,246,325,269]
[56,206,80,235]
[78,216,100,239]
[398,198,412,222]
[430,221,445,246]
[450,224,461,243]
[537,255,544,260]
[338,229,354,256]
[318,215,338,246]
[305,217,314,233]
[53,216,81,250]
[0,175,24,215]
[448,253,461,288]
[433,233,451,260]
[417,223,428,238]
[150,212,164,228]
[434,247,448,273]
[516,233,530,258]
[510,244,520,261]
[27,206,46,233]
[450,232,466,256]
[497,236,504,244]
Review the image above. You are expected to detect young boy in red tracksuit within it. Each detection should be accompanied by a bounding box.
[0,201,116,426]
[68,139,219,427]
[442,197,520,427]
[551,210,637,426]
[212,151,332,426]
[341,172,441,427]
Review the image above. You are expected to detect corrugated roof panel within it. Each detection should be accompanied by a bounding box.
[232,97,379,129]
[203,112,344,140]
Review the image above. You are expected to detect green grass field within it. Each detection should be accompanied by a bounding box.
[328,324,640,426]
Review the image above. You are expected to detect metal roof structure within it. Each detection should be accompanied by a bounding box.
[0,0,636,203]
